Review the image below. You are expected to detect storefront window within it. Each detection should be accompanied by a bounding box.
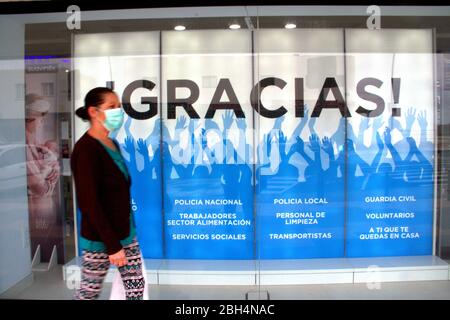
[0,3,450,301]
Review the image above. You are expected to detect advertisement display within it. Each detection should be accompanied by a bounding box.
[161,30,255,259]
[74,28,434,260]
[255,29,346,259]
[344,29,434,257]
[25,63,64,264]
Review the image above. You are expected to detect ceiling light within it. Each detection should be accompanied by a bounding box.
[174,25,186,31]
[285,23,297,29]
[229,24,241,30]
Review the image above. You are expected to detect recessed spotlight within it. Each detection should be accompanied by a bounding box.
[65,69,69,73]
[229,24,241,30]
[285,23,297,29]
[174,25,186,31]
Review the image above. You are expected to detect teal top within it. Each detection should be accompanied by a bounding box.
[79,140,136,252]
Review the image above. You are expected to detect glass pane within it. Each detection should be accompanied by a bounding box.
[74,31,163,259]
[161,28,255,259]
[345,29,434,257]
[255,29,346,259]
[1,3,450,303]
[71,9,260,300]
[254,6,449,299]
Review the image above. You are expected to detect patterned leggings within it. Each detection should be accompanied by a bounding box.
[74,238,145,300]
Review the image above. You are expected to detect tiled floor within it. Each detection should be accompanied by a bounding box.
[1,265,450,300]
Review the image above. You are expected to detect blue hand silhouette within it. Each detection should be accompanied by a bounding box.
[222,110,234,131]
[175,115,188,131]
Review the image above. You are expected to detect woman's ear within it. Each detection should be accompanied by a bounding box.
[87,106,97,120]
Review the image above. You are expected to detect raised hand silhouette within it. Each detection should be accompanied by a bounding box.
[404,107,416,137]
[321,136,334,158]
[321,136,339,181]
[175,115,188,131]
[222,110,234,131]
[123,136,136,158]
[417,110,427,131]
[121,136,138,175]
[308,133,321,154]
[136,138,149,158]
[417,110,429,148]
[136,138,154,173]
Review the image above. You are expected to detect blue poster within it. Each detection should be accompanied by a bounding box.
[346,110,434,257]
[257,110,345,259]
[160,29,255,259]
[162,114,254,259]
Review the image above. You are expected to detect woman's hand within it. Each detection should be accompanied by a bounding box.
[109,249,127,267]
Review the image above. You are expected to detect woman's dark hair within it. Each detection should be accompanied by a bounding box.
[75,87,115,121]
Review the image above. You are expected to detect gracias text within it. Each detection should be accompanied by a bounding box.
[110,77,402,120]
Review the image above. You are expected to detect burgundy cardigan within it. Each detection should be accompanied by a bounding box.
[71,132,132,255]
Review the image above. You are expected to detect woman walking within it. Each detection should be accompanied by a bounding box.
[72,87,145,300]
